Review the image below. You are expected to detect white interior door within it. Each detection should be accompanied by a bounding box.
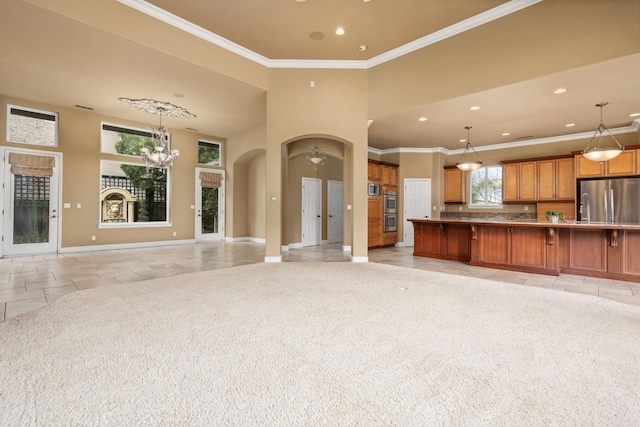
[2,148,60,256]
[403,178,431,247]
[195,169,224,241]
[327,180,343,244]
[302,177,322,247]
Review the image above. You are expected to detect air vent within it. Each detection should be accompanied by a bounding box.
[74,104,94,110]
[516,135,535,140]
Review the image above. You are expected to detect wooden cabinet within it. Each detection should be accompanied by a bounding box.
[537,157,575,201]
[471,225,557,275]
[367,197,382,248]
[413,222,470,261]
[504,156,575,202]
[368,161,381,182]
[575,149,637,178]
[606,149,636,176]
[559,228,640,281]
[444,166,465,203]
[381,164,398,187]
[368,161,398,248]
[502,161,537,202]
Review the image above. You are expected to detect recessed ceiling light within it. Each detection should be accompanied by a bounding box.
[565,123,575,127]
[296,0,306,2]
[501,132,510,136]
[459,139,467,143]
[470,106,480,111]
[630,113,640,117]
[358,44,367,52]
[336,27,345,35]
[310,32,324,41]
[553,88,567,94]
[418,117,427,122]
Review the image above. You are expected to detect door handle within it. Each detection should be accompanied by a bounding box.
[51,215,56,218]
[317,215,321,218]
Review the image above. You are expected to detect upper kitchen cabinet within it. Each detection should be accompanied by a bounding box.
[504,156,575,202]
[381,164,398,188]
[444,166,465,204]
[502,161,537,203]
[368,160,381,182]
[575,148,637,178]
[537,156,575,201]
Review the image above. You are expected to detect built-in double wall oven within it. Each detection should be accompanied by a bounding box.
[383,190,397,232]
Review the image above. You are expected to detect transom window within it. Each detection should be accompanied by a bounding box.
[7,105,58,147]
[101,123,169,157]
[198,140,221,166]
[470,166,503,207]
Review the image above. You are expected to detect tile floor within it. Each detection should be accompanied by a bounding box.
[2,242,639,322]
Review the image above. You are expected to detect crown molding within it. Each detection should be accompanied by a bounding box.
[366,0,543,68]
[117,0,543,70]
[269,60,367,70]
[369,121,640,156]
[116,0,270,67]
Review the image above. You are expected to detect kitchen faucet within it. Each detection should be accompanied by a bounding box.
[580,193,591,224]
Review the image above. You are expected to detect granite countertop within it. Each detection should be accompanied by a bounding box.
[407,218,640,229]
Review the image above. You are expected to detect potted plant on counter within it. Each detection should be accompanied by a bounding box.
[545,210,564,224]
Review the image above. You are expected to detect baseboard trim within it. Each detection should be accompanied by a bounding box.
[264,255,282,263]
[59,239,196,254]
[342,245,352,252]
[224,237,265,244]
[350,255,369,263]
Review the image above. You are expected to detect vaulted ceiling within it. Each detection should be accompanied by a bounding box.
[1,0,639,152]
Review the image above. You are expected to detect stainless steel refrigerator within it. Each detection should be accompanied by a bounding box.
[579,177,640,224]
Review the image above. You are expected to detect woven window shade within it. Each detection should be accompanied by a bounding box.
[199,171,222,188]
[8,153,55,177]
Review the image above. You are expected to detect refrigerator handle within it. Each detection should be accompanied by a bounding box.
[604,192,608,222]
[610,188,615,223]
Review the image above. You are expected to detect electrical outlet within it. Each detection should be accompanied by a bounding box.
[459,206,462,211]
[173,232,177,237]
[91,235,96,241]
[524,206,529,211]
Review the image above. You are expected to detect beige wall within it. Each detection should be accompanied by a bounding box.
[265,68,368,259]
[226,125,266,239]
[247,153,266,239]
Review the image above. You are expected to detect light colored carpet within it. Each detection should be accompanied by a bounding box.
[1,262,640,425]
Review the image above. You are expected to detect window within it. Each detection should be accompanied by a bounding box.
[7,105,58,147]
[100,160,170,226]
[198,140,221,166]
[101,123,167,157]
[470,166,502,207]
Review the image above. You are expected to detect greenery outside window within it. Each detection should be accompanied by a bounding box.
[7,105,58,147]
[101,123,168,156]
[470,166,502,207]
[198,140,221,166]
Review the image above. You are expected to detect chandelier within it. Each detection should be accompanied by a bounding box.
[582,102,624,162]
[456,126,483,171]
[119,98,196,167]
[307,145,326,169]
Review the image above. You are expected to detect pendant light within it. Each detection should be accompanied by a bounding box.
[456,126,483,171]
[582,102,624,162]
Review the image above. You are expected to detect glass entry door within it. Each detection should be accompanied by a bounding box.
[195,169,224,241]
[2,149,60,256]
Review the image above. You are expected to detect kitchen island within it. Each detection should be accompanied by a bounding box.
[408,218,640,283]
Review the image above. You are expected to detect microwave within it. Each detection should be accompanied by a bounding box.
[368,182,381,197]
